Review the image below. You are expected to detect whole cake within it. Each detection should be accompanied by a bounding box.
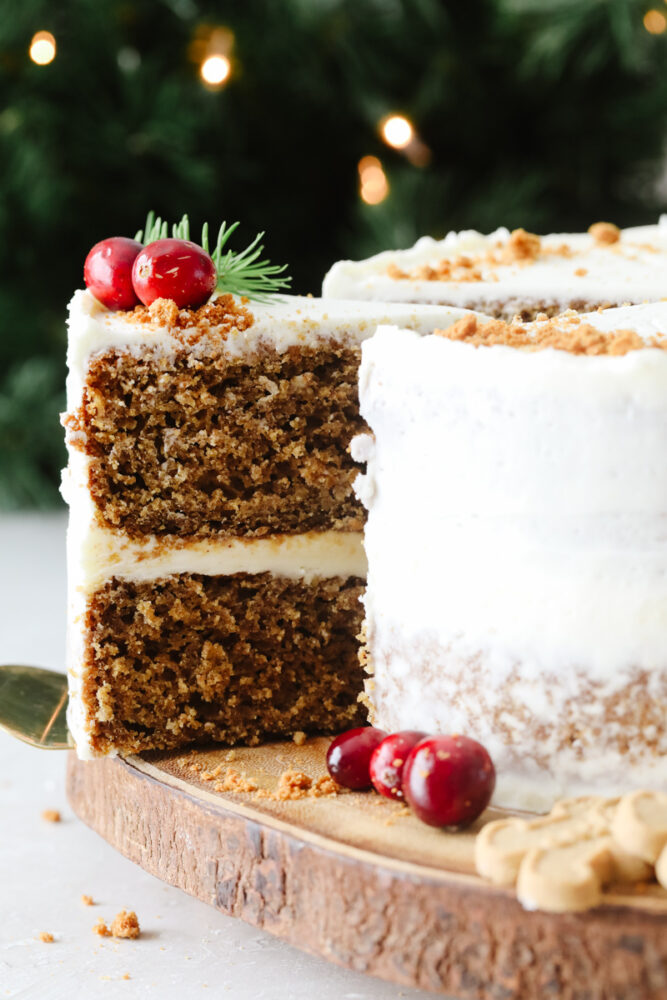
[353,302,667,810]
[323,219,667,320]
[63,279,470,759]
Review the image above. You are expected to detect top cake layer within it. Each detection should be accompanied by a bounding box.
[323,219,667,319]
[64,290,472,540]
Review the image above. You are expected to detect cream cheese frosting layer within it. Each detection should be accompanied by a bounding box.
[323,219,667,308]
[66,289,477,403]
[354,305,667,809]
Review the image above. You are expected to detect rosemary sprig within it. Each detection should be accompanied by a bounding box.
[134,211,291,302]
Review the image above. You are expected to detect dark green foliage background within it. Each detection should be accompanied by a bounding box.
[2,0,667,506]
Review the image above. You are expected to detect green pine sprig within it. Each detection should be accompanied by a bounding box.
[134,211,291,302]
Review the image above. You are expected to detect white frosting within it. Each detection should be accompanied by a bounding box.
[355,302,667,810]
[323,219,667,310]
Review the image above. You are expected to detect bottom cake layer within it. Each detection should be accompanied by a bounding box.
[74,572,365,757]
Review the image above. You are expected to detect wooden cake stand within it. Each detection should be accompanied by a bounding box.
[66,737,667,999]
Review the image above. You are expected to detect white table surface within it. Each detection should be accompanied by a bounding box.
[0,513,435,1000]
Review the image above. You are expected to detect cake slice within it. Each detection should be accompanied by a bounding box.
[62,289,470,759]
[353,302,667,811]
[323,219,667,320]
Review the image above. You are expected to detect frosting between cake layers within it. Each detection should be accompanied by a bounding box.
[354,303,667,809]
[323,219,667,308]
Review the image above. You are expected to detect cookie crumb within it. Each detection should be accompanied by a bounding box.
[148,297,179,326]
[38,932,54,943]
[501,228,541,263]
[276,769,313,800]
[589,221,620,245]
[310,775,340,797]
[41,809,61,823]
[110,910,141,940]
[122,973,131,981]
[93,918,111,938]
[292,731,307,746]
[81,894,94,906]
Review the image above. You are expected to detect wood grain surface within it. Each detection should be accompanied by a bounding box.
[66,737,667,999]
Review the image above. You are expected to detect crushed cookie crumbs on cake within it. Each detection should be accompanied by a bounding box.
[589,221,621,245]
[574,267,588,276]
[436,313,667,356]
[38,932,54,943]
[41,809,61,823]
[500,228,541,263]
[122,293,254,343]
[110,910,140,939]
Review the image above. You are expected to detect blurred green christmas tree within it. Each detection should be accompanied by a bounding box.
[1,0,667,506]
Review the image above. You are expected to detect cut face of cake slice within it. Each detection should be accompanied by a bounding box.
[63,290,472,759]
[323,219,667,320]
[353,302,667,812]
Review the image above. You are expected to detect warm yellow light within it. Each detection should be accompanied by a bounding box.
[380,114,414,150]
[200,54,231,86]
[29,31,56,66]
[358,156,389,205]
[644,9,667,32]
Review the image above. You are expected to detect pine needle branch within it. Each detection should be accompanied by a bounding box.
[135,212,290,301]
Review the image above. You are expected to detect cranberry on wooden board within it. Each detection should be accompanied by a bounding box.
[84,237,143,310]
[131,238,217,309]
[403,734,495,827]
[369,730,426,800]
[326,727,388,790]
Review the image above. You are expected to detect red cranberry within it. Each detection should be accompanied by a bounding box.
[84,237,143,310]
[403,735,495,827]
[132,238,217,309]
[369,730,427,800]
[326,727,388,790]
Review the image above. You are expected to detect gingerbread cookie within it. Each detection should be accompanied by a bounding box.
[475,794,655,913]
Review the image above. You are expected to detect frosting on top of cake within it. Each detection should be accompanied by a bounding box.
[322,219,667,308]
[66,289,479,400]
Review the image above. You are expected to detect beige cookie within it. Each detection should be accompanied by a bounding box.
[611,790,667,864]
[476,795,651,913]
[656,845,667,889]
[475,797,614,887]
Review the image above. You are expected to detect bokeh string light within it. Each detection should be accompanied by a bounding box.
[380,114,414,150]
[29,31,56,65]
[200,54,231,86]
[644,9,667,33]
[358,156,389,205]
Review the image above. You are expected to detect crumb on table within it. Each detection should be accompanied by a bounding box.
[41,809,61,823]
[93,918,111,938]
[110,910,141,939]
[292,730,307,746]
[38,931,54,943]
[81,894,94,906]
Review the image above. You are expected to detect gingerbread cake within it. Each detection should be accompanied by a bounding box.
[323,219,667,320]
[353,302,667,811]
[62,288,470,759]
